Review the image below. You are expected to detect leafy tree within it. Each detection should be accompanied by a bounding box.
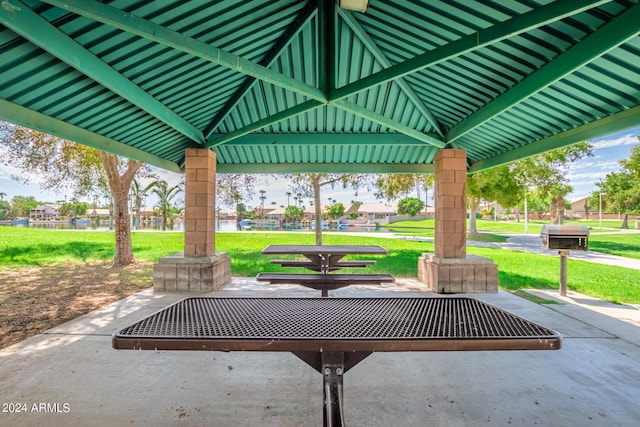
[215,174,257,223]
[397,197,425,217]
[235,202,248,221]
[621,139,640,178]
[510,142,592,224]
[9,195,39,218]
[591,141,640,228]
[528,192,550,220]
[152,180,183,231]
[0,122,147,265]
[467,165,521,233]
[287,174,369,244]
[596,170,639,229]
[374,174,434,209]
[59,200,89,218]
[0,200,10,220]
[327,202,345,220]
[283,205,304,223]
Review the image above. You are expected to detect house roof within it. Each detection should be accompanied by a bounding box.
[357,202,397,213]
[0,1,638,175]
[267,206,288,215]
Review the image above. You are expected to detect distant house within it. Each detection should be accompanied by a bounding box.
[355,202,398,221]
[266,206,287,221]
[30,204,59,220]
[567,197,593,217]
[88,208,111,218]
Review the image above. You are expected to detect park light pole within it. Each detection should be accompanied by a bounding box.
[599,192,607,229]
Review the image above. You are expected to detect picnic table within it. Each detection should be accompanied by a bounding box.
[113,296,561,427]
[256,245,395,296]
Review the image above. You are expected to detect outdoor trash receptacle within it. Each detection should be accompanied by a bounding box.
[540,225,589,251]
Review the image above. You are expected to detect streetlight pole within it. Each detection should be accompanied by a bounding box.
[599,192,606,229]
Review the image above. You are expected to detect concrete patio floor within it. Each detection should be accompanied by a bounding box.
[1,278,639,427]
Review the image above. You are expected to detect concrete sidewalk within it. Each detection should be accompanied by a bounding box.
[1,278,639,426]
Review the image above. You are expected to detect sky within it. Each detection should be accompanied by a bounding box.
[1,126,638,209]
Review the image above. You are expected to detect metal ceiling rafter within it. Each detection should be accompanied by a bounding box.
[338,8,444,138]
[207,100,323,147]
[216,162,435,174]
[0,99,182,172]
[331,100,445,148]
[41,0,327,103]
[224,133,434,146]
[203,3,318,139]
[331,0,612,102]
[207,1,444,151]
[0,0,205,145]
[447,2,640,143]
[318,0,336,99]
[469,105,640,173]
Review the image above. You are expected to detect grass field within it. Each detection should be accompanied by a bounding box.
[384,219,640,261]
[1,227,639,304]
[385,218,631,235]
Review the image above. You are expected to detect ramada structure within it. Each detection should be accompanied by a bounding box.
[1,0,638,293]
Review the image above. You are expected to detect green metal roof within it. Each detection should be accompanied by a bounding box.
[0,0,638,174]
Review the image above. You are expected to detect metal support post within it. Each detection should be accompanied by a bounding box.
[322,352,345,427]
[558,250,569,296]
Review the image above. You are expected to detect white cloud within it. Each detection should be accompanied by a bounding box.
[591,133,638,150]
[570,159,620,172]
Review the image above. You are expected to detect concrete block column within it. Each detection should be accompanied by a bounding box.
[419,148,498,293]
[184,148,216,257]
[434,148,467,259]
[153,148,231,292]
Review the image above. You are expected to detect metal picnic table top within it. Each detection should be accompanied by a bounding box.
[261,244,389,256]
[113,297,561,426]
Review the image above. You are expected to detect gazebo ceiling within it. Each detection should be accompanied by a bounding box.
[0,0,638,174]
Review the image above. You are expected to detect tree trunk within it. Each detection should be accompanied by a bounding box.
[468,207,477,234]
[113,185,134,264]
[312,176,322,245]
[557,196,565,225]
[583,201,590,220]
[621,213,629,229]
[98,152,142,266]
[550,199,558,224]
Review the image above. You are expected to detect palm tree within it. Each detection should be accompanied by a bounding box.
[285,192,291,206]
[0,191,6,201]
[131,179,156,230]
[152,180,183,231]
[259,189,266,216]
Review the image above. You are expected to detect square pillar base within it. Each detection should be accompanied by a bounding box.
[153,252,231,292]
[418,254,498,293]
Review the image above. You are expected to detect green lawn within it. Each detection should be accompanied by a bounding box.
[1,227,639,304]
[385,218,631,235]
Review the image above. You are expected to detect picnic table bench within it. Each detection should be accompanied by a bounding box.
[269,259,376,270]
[258,244,394,296]
[113,296,562,427]
[256,272,395,292]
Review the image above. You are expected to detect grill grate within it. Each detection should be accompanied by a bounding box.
[116,297,557,340]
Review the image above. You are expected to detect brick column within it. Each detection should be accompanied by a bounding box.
[418,148,498,293]
[184,148,216,257]
[434,148,467,258]
[153,148,230,292]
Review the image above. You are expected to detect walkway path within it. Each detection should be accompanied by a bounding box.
[399,232,640,271]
